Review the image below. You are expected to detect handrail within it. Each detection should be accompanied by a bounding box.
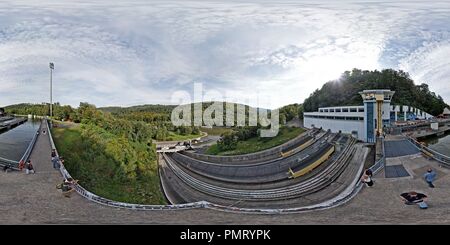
[0,121,40,170]
[46,119,365,214]
[369,137,386,175]
[407,137,450,166]
[19,124,40,163]
[46,119,205,210]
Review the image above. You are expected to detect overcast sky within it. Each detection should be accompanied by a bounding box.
[0,0,449,109]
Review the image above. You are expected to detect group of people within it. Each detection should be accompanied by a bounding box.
[361,166,437,209]
[13,148,63,174]
[52,149,78,197]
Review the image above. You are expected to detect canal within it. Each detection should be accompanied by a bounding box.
[0,119,41,161]
[424,131,450,156]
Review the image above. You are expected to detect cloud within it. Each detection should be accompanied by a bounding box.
[0,0,449,109]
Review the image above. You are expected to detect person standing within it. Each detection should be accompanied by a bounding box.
[424,168,436,188]
[51,149,60,169]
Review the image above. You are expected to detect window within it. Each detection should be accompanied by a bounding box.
[324,109,329,112]
[330,109,335,112]
[335,108,341,112]
[358,108,364,112]
[350,108,357,112]
[342,108,349,112]
[319,109,323,112]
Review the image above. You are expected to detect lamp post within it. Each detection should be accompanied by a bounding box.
[49,62,54,119]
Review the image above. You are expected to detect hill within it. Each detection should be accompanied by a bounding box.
[303,69,448,116]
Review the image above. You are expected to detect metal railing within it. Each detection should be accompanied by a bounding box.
[0,122,40,170]
[407,137,450,166]
[163,140,356,201]
[369,137,386,175]
[45,119,366,214]
[19,125,40,163]
[46,119,205,211]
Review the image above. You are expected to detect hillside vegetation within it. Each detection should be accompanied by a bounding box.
[303,69,448,116]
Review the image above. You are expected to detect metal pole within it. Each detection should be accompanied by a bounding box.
[49,62,54,119]
[50,67,52,118]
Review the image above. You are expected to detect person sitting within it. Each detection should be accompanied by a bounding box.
[58,178,78,198]
[360,169,374,187]
[25,160,35,174]
[400,191,427,205]
[3,164,11,173]
[365,169,373,178]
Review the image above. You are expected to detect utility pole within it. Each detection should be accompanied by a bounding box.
[49,62,54,119]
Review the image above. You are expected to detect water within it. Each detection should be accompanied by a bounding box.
[0,119,41,161]
[424,131,450,156]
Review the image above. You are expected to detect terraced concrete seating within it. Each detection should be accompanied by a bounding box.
[168,138,335,184]
[161,137,357,201]
[289,144,335,178]
[182,129,320,164]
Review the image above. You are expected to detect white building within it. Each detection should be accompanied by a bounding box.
[390,105,433,121]
[303,105,365,141]
[304,90,433,142]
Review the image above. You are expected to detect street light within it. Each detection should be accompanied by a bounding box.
[49,62,54,119]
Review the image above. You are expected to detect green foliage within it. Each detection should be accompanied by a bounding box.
[217,131,238,151]
[278,103,303,123]
[200,127,233,136]
[208,127,305,155]
[52,121,165,204]
[303,69,448,116]
[4,102,76,121]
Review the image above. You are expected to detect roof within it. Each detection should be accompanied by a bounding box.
[443,107,450,115]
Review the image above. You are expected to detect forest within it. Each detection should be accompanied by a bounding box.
[303,69,448,116]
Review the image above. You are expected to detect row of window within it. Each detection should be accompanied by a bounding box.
[319,107,364,113]
[304,115,364,121]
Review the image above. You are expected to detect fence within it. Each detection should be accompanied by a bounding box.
[408,137,450,166]
[46,120,365,214]
[0,123,40,170]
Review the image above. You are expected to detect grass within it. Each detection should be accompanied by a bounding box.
[200,127,233,136]
[52,127,166,205]
[205,127,305,155]
[166,131,203,141]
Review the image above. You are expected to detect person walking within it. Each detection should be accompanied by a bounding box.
[424,168,436,188]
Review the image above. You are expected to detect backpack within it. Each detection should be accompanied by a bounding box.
[419,201,428,209]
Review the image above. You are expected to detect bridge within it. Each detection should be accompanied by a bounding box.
[2,120,450,224]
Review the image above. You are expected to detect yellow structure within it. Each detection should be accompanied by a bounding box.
[359,90,395,143]
[288,145,335,178]
[281,138,314,158]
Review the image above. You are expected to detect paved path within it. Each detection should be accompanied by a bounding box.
[385,139,420,157]
[1,122,450,224]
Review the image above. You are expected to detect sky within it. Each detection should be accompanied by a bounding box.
[0,0,449,109]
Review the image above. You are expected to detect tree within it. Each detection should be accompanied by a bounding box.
[217,131,238,150]
[303,69,448,116]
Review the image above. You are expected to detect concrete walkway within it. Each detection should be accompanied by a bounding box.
[1,122,450,224]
